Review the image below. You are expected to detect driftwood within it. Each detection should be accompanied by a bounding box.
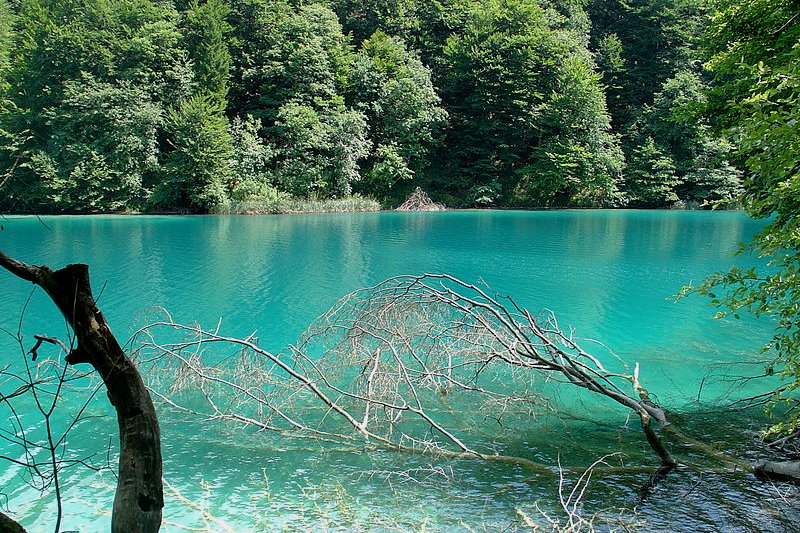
[0,251,162,533]
[396,187,445,211]
[754,460,800,483]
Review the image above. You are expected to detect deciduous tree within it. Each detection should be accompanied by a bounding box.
[438,0,622,206]
[689,0,800,440]
[183,0,232,104]
[347,30,446,203]
[0,0,190,213]
[152,94,232,211]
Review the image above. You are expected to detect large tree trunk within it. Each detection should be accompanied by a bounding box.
[0,511,27,533]
[0,251,162,532]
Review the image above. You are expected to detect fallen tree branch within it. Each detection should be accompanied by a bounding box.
[754,460,800,484]
[136,274,683,474]
[396,188,445,211]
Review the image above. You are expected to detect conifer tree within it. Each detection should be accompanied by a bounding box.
[183,0,232,104]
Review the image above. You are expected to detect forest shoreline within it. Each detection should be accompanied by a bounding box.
[2,202,735,217]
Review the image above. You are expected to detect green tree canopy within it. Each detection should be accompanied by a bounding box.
[271,99,369,197]
[0,0,12,88]
[347,30,446,203]
[692,0,800,437]
[183,0,232,103]
[332,0,422,43]
[152,94,231,211]
[28,76,162,212]
[623,69,742,205]
[0,0,191,212]
[228,0,352,121]
[588,0,705,130]
[0,0,758,212]
[437,0,622,206]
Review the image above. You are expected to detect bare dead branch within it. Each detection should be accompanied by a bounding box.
[27,335,68,362]
[135,274,686,473]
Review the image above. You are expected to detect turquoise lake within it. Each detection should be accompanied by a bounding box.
[0,211,797,531]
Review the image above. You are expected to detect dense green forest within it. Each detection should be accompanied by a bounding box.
[0,0,750,213]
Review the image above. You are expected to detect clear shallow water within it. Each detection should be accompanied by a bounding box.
[0,211,796,532]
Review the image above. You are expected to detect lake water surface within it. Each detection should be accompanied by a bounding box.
[1,211,797,531]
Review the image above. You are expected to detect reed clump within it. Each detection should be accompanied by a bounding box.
[221,195,382,214]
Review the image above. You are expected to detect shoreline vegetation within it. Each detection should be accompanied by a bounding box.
[0,0,745,215]
[2,188,726,216]
[219,194,382,214]
[1,202,723,217]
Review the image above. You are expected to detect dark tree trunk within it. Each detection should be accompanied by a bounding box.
[0,511,27,533]
[0,251,163,532]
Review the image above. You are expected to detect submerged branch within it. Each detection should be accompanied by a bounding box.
[130,273,791,492]
[135,274,691,473]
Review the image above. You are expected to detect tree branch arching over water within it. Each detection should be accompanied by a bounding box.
[137,273,682,472]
